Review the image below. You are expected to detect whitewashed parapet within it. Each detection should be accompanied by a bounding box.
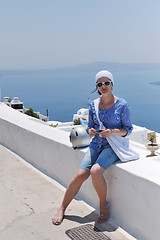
[0,103,160,240]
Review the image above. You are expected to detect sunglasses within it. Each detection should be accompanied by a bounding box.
[96,81,112,88]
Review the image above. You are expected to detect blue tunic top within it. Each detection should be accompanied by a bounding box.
[87,98,133,153]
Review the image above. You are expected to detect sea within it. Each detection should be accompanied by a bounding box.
[0,64,160,133]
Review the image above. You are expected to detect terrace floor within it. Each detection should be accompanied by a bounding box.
[0,144,135,240]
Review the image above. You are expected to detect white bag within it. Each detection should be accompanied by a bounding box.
[94,98,139,162]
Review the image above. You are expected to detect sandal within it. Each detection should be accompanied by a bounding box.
[97,214,108,223]
[97,202,109,223]
[52,208,64,225]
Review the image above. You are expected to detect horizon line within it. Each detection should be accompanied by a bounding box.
[0,61,160,72]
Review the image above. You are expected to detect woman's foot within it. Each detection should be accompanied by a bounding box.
[97,202,109,223]
[97,213,108,223]
[52,208,65,225]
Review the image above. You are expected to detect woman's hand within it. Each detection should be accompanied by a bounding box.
[99,128,127,137]
[99,129,113,138]
[88,128,96,137]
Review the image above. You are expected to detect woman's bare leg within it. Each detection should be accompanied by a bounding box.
[52,169,90,225]
[90,164,108,222]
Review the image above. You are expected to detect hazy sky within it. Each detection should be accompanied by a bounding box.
[0,0,160,69]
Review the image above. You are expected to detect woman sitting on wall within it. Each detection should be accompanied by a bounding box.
[52,70,138,225]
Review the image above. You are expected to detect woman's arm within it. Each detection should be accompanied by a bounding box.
[86,103,96,137]
[120,103,133,136]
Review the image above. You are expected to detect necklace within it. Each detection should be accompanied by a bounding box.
[100,95,116,110]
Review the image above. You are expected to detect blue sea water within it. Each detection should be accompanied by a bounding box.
[0,68,160,133]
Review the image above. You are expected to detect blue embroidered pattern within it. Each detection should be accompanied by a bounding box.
[87,98,133,153]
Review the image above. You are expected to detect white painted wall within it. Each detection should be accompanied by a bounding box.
[0,103,160,240]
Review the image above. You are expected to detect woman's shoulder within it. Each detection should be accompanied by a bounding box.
[88,98,99,112]
[116,97,128,106]
[90,98,100,107]
[115,98,132,116]
[115,98,130,112]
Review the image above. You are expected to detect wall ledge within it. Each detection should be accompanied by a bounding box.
[0,103,160,240]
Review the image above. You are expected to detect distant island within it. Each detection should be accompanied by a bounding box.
[150,81,160,86]
[0,62,160,76]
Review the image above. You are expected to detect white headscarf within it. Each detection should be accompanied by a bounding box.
[95,70,114,85]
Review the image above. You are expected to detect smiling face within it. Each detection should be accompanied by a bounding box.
[96,77,113,95]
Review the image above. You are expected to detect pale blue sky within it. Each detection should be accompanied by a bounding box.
[0,0,160,69]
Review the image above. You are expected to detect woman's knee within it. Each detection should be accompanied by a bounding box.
[90,164,105,178]
[73,169,90,183]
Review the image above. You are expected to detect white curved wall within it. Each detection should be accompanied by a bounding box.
[0,103,160,240]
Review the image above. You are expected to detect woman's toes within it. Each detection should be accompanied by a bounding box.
[52,209,64,225]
